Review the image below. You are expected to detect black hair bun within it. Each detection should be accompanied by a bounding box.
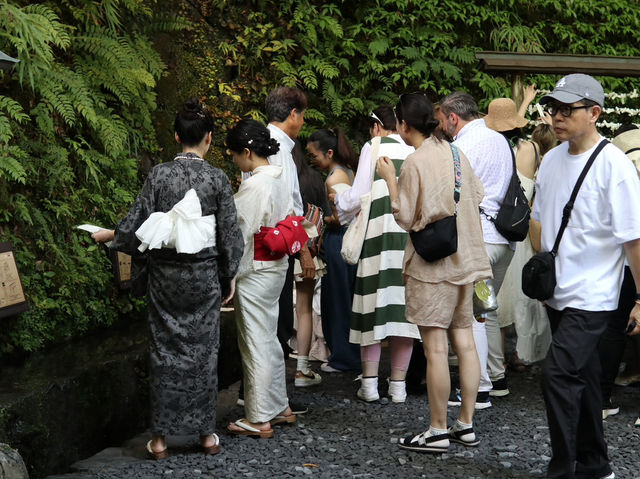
[182,99,204,119]
[174,99,213,147]
[267,138,279,154]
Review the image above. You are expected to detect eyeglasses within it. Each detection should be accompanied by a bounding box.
[546,104,592,117]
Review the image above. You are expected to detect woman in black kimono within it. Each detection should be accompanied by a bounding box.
[93,100,244,458]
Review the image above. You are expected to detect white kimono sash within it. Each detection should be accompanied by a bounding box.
[135,188,216,254]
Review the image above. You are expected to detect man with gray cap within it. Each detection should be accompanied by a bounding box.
[534,73,640,479]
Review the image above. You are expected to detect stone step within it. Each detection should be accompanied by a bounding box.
[0,310,241,479]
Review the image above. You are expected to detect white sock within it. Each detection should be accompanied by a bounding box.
[427,426,448,437]
[297,356,309,373]
[453,419,472,431]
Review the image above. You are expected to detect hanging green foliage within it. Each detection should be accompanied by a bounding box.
[183,0,640,145]
[0,0,188,355]
[3,0,640,357]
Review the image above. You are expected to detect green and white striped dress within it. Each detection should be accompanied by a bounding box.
[349,134,420,346]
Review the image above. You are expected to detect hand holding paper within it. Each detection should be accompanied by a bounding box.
[76,224,114,245]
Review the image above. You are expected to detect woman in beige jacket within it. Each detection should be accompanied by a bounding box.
[377,93,491,454]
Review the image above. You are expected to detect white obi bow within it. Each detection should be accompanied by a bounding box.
[135,188,216,254]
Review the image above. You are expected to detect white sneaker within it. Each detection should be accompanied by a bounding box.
[356,376,379,402]
[387,379,407,403]
[320,362,341,373]
[294,370,322,387]
[602,398,620,419]
[600,472,615,479]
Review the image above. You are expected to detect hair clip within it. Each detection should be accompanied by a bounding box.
[248,139,254,145]
[370,112,382,124]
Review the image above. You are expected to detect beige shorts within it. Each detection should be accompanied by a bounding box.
[404,277,474,329]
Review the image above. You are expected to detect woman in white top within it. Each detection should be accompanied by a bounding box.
[331,106,419,403]
[484,92,556,367]
[307,128,361,374]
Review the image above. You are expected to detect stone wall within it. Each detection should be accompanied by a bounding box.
[0,310,241,479]
[0,444,29,479]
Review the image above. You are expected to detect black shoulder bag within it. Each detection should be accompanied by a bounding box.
[490,139,531,242]
[521,140,609,300]
[410,144,461,262]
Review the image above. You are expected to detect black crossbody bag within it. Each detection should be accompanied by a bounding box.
[410,144,461,262]
[521,140,609,300]
[492,139,531,241]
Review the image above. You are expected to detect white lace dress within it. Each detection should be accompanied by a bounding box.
[496,172,551,364]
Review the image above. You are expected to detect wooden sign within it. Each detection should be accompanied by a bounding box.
[108,248,132,290]
[0,242,28,318]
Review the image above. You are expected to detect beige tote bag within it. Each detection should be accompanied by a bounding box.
[340,136,381,265]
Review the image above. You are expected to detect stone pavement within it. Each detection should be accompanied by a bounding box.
[46,357,640,479]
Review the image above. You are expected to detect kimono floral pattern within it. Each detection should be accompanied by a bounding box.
[111,154,244,435]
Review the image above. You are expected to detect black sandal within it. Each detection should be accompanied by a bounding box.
[398,431,450,453]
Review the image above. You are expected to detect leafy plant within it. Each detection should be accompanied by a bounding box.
[3,0,640,358]
[0,0,187,356]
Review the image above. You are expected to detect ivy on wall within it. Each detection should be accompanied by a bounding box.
[2,0,640,357]
[186,0,640,129]
[0,0,188,355]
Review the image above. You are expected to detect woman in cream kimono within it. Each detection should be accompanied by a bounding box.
[226,119,297,438]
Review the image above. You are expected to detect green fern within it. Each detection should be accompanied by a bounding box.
[0,146,27,184]
[0,0,185,358]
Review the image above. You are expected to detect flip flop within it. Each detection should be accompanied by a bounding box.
[227,419,274,438]
[146,440,169,460]
[270,413,297,426]
[201,433,221,455]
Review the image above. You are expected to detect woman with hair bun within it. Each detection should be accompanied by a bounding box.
[377,92,491,453]
[307,128,361,374]
[92,99,244,458]
[226,119,299,438]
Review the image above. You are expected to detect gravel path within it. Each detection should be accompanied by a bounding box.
[46,358,640,479]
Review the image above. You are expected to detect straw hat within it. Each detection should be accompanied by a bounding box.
[613,127,640,174]
[484,98,528,132]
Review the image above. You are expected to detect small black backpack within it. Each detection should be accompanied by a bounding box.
[486,139,530,242]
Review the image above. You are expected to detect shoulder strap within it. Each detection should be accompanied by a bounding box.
[450,144,462,204]
[550,139,609,255]
[508,138,517,171]
[369,136,382,187]
[531,141,540,169]
[480,135,518,221]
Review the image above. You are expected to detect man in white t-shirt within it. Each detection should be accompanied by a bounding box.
[439,92,514,405]
[533,74,640,479]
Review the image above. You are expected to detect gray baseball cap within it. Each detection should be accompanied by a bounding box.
[540,74,605,107]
